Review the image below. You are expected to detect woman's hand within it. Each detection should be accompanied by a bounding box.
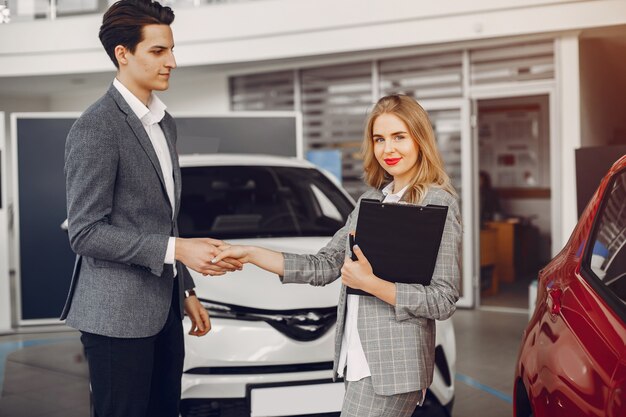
[175,238,243,276]
[212,245,252,265]
[341,244,397,305]
[184,295,211,337]
[211,245,285,276]
[341,245,375,291]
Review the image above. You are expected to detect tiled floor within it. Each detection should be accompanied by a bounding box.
[0,309,528,417]
[0,335,88,417]
[452,309,527,417]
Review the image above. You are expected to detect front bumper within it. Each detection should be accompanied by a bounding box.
[181,317,455,417]
[182,316,337,399]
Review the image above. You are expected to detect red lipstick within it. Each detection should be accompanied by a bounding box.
[384,158,401,166]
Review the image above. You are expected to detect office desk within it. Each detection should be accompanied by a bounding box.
[484,220,518,283]
[480,227,499,295]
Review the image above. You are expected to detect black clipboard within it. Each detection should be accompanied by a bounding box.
[347,199,448,296]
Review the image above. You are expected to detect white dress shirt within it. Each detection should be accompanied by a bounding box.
[337,181,408,381]
[113,79,177,274]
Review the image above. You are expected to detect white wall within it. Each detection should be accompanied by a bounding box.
[156,71,230,114]
[1,0,626,77]
[0,95,50,115]
[47,86,106,112]
[580,37,626,147]
[48,71,230,113]
[556,35,582,251]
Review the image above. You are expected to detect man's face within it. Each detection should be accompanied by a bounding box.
[122,24,176,94]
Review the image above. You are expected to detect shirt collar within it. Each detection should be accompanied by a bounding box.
[382,182,409,201]
[113,78,166,125]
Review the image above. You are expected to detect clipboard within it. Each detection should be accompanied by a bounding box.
[347,199,448,296]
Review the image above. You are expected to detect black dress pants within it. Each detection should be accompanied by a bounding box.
[80,282,184,417]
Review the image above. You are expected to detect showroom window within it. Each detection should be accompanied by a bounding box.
[585,169,626,303]
[379,52,463,99]
[230,70,295,111]
[228,40,553,200]
[230,63,373,197]
[300,62,373,197]
[378,53,463,195]
[469,40,554,85]
[229,55,464,198]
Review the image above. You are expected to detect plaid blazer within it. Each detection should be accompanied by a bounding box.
[281,186,461,395]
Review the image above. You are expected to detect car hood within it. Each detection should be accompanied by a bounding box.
[188,237,341,310]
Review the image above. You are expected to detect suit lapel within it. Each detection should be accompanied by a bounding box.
[126,115,168,192]
[108,85,171,212]
[161,114,181,218]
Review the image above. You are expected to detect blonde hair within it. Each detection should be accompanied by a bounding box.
[361,94,456,204]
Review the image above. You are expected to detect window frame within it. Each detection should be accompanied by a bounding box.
[580,166,626,322]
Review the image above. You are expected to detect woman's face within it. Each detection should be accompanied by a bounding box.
[372,113,419,186]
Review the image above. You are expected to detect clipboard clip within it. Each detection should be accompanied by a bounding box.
[349,234,358,261]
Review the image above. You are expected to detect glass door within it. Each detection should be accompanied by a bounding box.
[472,95,552,312]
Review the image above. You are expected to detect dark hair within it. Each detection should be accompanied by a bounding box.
[99,0,175,68]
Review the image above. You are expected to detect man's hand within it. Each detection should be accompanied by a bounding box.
[176,238,243,276]
[184,294,211,337]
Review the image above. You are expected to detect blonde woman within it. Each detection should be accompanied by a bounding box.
[213,94,461,417]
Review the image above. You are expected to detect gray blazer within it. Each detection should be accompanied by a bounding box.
[282,187,461,395]
[60,84,194,338]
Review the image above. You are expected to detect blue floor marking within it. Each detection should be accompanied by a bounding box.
[0,338,74,394]
[456,373,513,404]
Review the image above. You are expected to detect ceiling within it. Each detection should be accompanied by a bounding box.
[1,24,626,99]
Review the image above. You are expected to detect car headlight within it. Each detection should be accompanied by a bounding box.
[198,298,337,342]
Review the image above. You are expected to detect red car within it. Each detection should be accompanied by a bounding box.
[514,155,626,417]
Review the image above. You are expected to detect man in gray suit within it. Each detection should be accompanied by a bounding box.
[61,1,239,416]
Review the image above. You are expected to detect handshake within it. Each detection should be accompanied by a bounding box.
[175,234,375,296]
[175,237,252,276]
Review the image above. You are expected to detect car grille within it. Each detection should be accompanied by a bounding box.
[199,299,337,342]
[185,361,334,375]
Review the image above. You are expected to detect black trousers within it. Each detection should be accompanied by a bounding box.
[81,282,184,417]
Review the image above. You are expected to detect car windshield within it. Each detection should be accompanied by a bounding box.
[178,165,353,239]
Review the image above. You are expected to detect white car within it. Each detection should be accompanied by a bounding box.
[178,154,456,417]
